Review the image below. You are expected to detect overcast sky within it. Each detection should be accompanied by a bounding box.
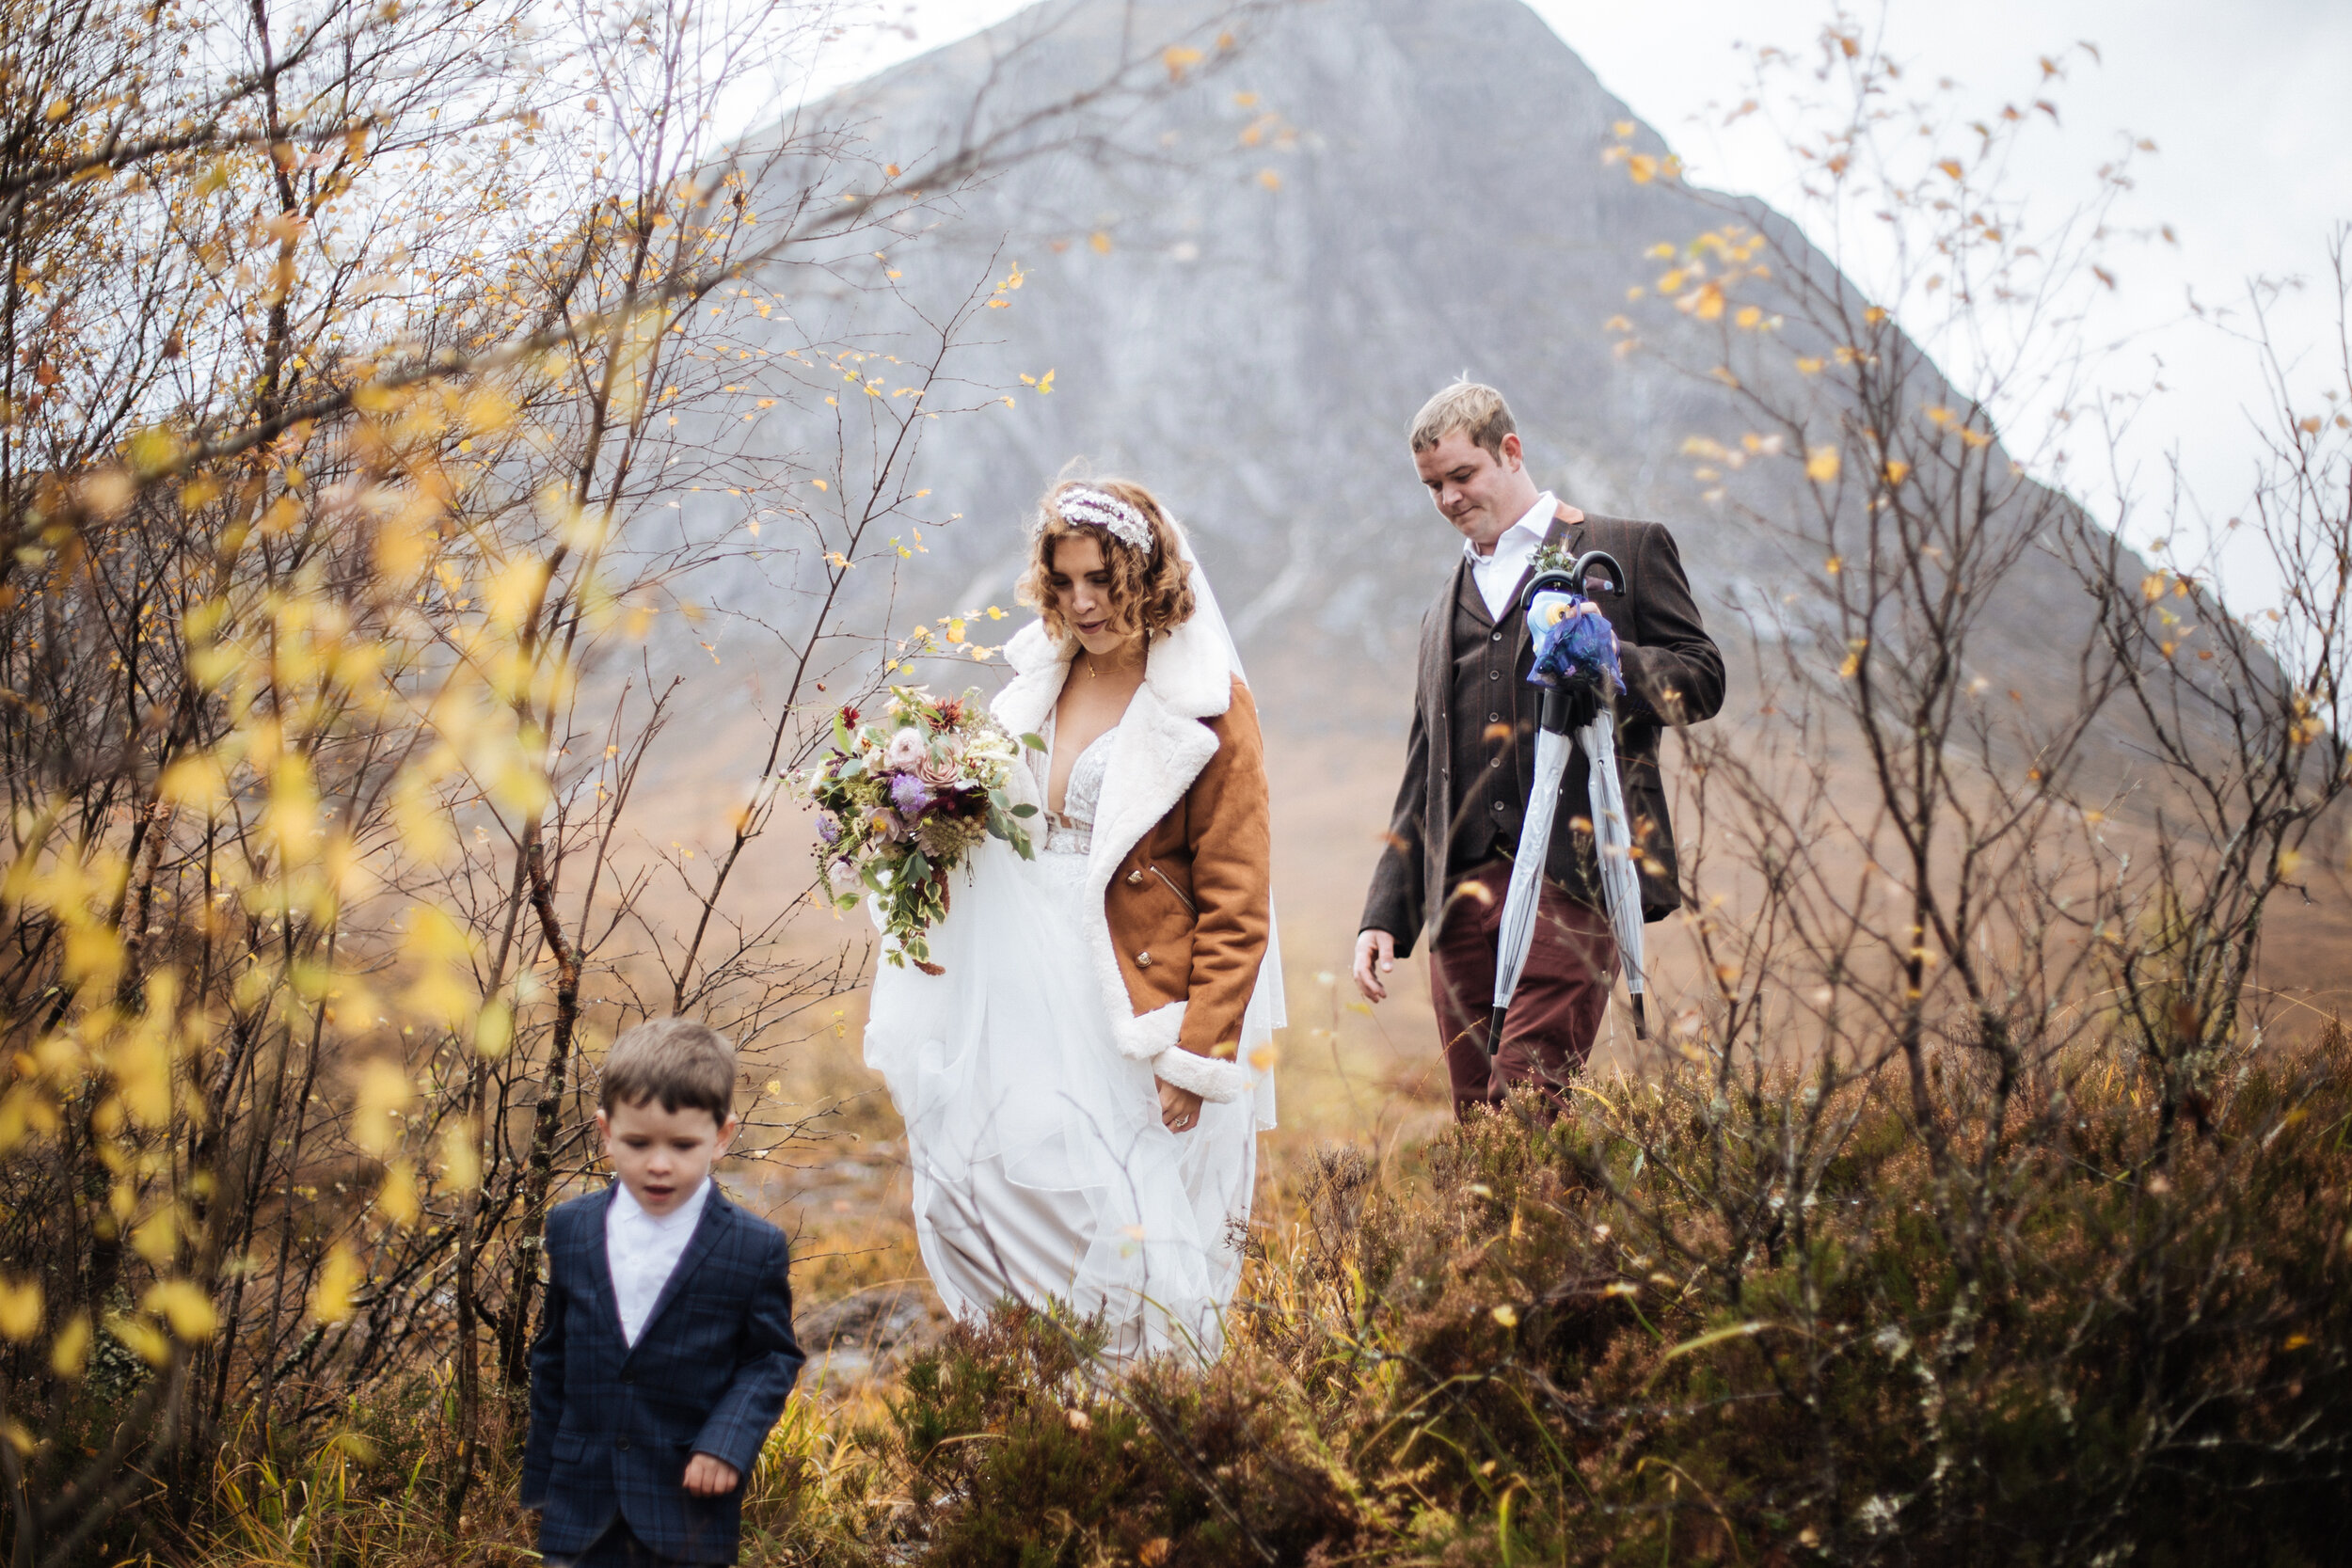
[781,0,2352,588]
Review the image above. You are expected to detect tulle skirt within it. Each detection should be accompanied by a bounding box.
[863,837,1263,1362]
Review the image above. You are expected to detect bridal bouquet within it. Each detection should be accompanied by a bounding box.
[803,686,1038,974]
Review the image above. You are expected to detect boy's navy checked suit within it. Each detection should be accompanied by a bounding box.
[523,1184,803,1565]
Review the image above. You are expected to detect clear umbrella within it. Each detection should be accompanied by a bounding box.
[1487,554,1647,1056]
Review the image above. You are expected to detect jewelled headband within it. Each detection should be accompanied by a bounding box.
[1043,485,1154,554]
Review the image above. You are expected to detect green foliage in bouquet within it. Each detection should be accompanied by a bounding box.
[802,686,1039,974]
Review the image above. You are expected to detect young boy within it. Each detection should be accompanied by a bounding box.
[522,1018,803,1567]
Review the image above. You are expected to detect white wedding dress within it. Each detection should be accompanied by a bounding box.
[862,711,1275,1361]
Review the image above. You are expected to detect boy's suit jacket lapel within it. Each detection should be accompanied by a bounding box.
[621,1186,733,1365]
[580,1183,625,1343]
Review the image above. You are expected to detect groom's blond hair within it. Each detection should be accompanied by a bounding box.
[1408,380,1517,458]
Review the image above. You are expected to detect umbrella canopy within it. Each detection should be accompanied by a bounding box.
[1487,725,1574,1046]
[1576,713,1646,1038]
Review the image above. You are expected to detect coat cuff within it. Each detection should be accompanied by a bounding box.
[1110,999,1184,1061]
[1149,1043,1251,1103]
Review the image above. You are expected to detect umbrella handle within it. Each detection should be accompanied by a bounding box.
[1486,1004,1508,1059]
[1518,552,1628,619]
[1569,549,1627,598]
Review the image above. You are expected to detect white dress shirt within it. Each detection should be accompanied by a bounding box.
[606,1177,711,1346]
[1465,491,1558,619]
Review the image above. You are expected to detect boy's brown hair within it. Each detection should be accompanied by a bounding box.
[599,1017,736,1122]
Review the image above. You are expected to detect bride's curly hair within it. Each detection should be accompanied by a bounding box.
[1017,478,1197,641]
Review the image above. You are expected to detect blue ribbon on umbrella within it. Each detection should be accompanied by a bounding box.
[1487,551,1648,1055]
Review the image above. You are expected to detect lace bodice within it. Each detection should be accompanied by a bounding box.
[1035,717,1116,857]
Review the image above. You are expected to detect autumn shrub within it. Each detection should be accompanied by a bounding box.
[862,1024,2352,1566]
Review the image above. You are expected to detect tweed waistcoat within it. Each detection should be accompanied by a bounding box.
[1445,562,1532,881]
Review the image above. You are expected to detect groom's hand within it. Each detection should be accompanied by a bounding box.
[1353,930,1395,1003]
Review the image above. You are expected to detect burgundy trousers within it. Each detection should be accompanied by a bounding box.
[1428,858,1618,1118]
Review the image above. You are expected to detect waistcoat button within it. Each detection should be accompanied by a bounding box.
[1491,630,1502,642]
[1489,670,1502,681]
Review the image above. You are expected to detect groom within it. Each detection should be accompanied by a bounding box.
[1354,382,1724,1116]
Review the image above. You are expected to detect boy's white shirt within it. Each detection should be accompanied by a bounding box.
[605,1177,711,1346]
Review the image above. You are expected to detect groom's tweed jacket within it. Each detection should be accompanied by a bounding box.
[1361,504,1724,954]
[522,1185,803,1564]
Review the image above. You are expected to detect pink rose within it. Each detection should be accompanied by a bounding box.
[915,733,965,786]
[883,727,927,771]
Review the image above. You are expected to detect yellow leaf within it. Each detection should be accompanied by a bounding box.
[1796,356,1825,374]
[1937,159,1963,180]
[1864,306,1887,325]
[1735,305,1763,328]
[391,774,455,866]
[352,1058,413,1156]
[143,1280,218,1342]
[2277,847,2304,878]
[1612,119,1635,138]
[1492,1305,1519,1328]
[0,1277,40,1341]
[1627,153,1658,183]
[125,425,183,479]
[63,925,124,991]
[379,1159,421,1227]
[109,1313,170,1367]
[50,1313,89,1378]
[441,1118,483,1193]
[1089,230,1112,254]
[1805,446,1841,483]
[1258,167,1281,190]
[131,1207,178,1265]
[485,558,551,631]
[1162,44,1202,79]
[475,998,513,1058]
[310,1246,361,1324]
[1884,459,1911,484]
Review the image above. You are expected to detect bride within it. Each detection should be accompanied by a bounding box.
[862,477,1282,1360]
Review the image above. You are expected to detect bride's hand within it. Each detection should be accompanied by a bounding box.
[1155,1079,1204,1133]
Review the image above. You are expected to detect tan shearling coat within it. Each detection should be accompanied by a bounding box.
[992,612,1272,1103]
